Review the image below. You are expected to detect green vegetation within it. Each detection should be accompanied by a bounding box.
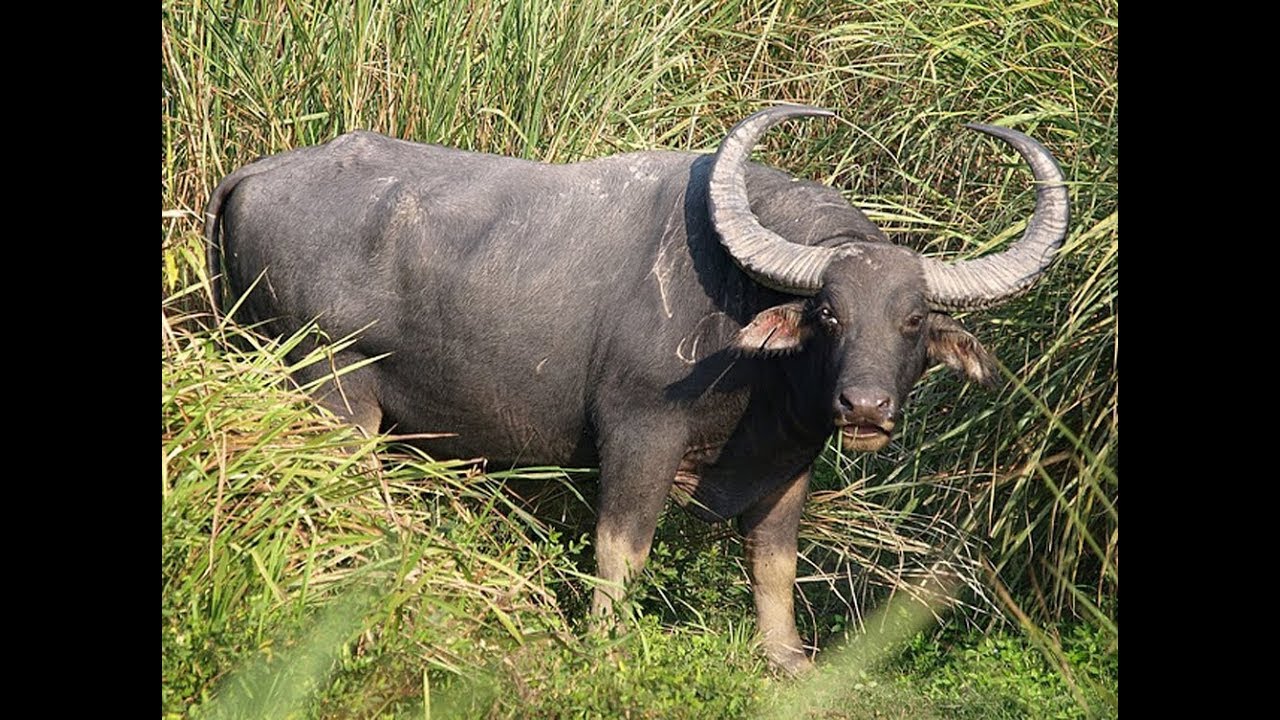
[162,0,1116,717]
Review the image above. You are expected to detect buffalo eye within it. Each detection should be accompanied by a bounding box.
[903,312,925,333]
[818,306,840,330]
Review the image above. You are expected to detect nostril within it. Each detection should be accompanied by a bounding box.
[839,389,894,418]
[837,389,896,422]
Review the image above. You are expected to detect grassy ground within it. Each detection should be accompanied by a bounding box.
[162,0,1117,716]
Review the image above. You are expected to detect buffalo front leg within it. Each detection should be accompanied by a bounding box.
[591,427,684,623]
[738,467,813,674]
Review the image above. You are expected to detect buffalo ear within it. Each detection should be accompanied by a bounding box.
[926,313,999,387]
[733,301,812,354]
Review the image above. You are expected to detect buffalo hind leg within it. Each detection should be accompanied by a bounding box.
[591,424,684,623]
[291,349,383,436]
[739,467,813,674]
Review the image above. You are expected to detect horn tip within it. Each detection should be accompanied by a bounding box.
[962,123,1043,149]
[767,104,836,119]
[963,122,1005,137]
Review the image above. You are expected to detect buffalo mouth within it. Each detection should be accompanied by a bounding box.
[838,423,893,452]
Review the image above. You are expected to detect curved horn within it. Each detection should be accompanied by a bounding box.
[707,105,840,296]
[922,124,1070,311]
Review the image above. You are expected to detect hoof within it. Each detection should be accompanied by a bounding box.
[765,645,814,676]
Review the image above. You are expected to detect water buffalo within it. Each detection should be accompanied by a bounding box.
[205,105,1068,672]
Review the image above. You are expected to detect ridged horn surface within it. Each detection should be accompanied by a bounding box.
[707,105,839,296]
[922,124,1070,311]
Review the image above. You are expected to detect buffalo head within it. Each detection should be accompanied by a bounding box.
[709,106,1069,451]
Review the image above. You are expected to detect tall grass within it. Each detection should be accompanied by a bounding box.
[162,301,581,712]
[163,0,1116,716]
